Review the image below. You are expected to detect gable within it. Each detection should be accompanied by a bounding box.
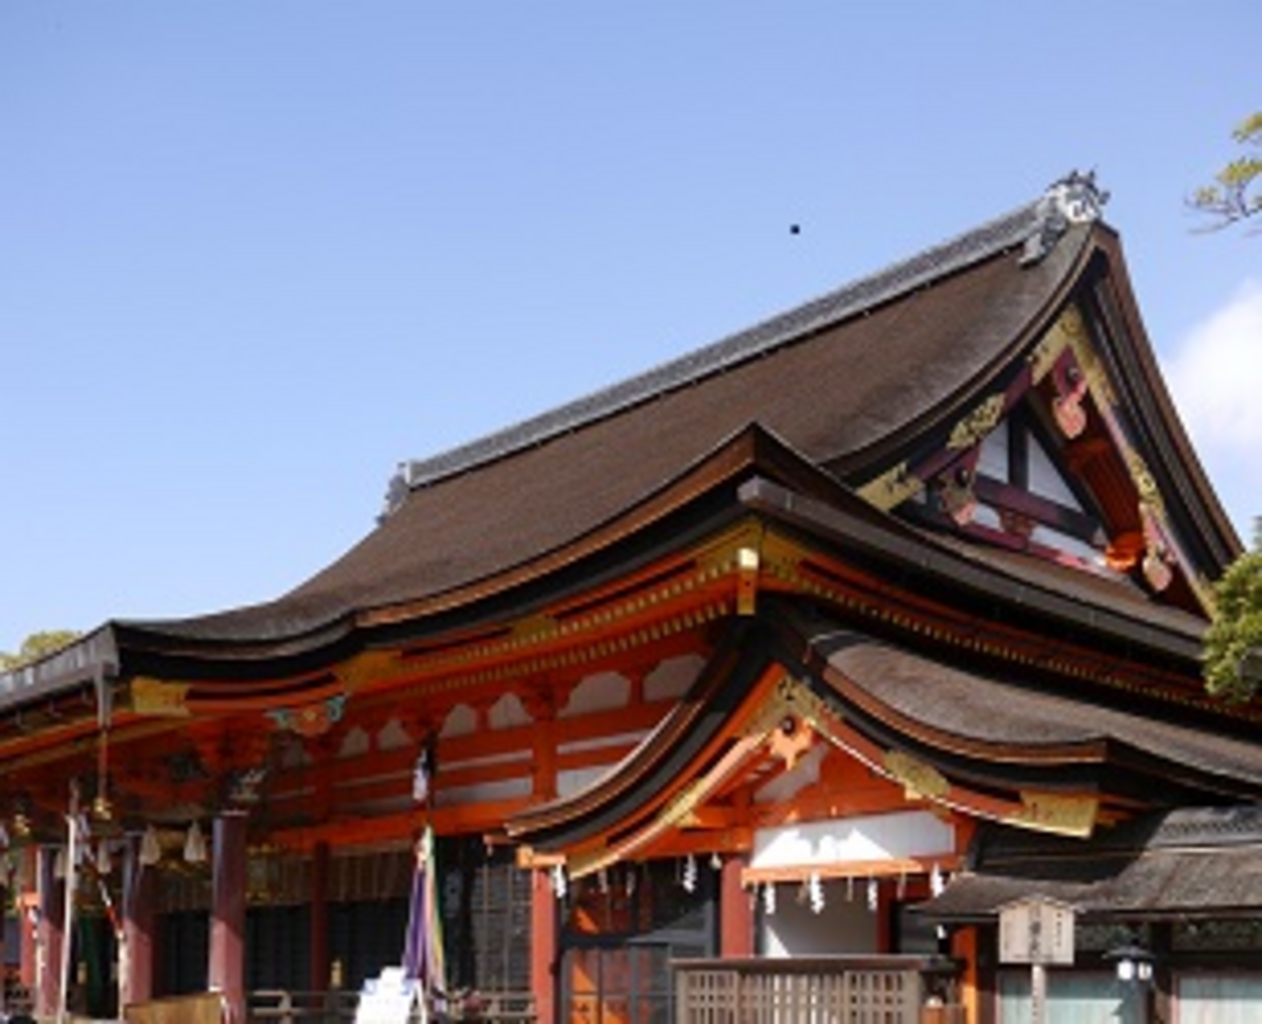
[856,291,1235,619]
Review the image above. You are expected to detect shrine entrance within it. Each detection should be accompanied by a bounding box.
[559,860,715,1024]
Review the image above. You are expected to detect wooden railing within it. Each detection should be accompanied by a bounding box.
[673,955,964,1024]
[247,988,536,1023]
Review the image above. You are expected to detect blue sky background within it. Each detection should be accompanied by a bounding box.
[2,2,1259,653]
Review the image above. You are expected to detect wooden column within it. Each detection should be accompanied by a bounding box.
[951,926,980,1024]
[36,845,64,1019]
[209,811,248,1023]
[522,686,558,802]
[719,856,753,957]
[121,835,158,1009]
[310,840,330,993]
[530,868,557,1024]
[18,847,38,993]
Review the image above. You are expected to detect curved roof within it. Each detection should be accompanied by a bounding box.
[122,193,1090,648]
[3,175,1240,703]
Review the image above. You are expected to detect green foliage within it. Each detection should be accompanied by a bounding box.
[1190,111,1262,230]
[1204,539,1262,702]
[0,630,82,671]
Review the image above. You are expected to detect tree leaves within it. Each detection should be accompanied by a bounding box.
[0,630,82,671]
[1189,111,1262,230]
[1204,541,1262,702]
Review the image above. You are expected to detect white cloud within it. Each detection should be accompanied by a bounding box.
[1163,280,1262,539]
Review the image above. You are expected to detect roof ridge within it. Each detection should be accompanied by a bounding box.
[381,173,1108,518]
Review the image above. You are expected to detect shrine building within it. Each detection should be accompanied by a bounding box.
[4,173,1262,1023]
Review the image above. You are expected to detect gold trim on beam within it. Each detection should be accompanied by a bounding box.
[1007,792,1099,838]
[742,854,961,887]
[948,393,1006,451]
[857,461,924,512]
[129,677,192,717]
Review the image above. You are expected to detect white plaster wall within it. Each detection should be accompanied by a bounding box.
[561,671,630,717]
[488,691,530,729]
[434,777,531,807]
[752,811,954,869]
[644,654,704,703]
[762,881,879,957]
[441,703,477,737]
[558,765,612,798]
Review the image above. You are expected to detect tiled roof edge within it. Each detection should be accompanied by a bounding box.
[381,172,1108,519]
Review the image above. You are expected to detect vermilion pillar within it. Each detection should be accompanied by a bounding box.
[719,856,753,957]
[209,811,248,1023]
[530,869,557,1024]
[310,841,330,993]
[121,835,158,1009]
[36,845,64,1019]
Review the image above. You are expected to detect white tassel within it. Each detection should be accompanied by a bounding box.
[931,863,945,897]
[139,825,162,866]
[762,882,776,916]
[866,877,878,912]
[682,854,697,893]
[808,872,824,914]
[184,821,207,864]
[551,863,567,899]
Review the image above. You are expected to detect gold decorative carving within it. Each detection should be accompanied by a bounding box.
[1031,305,1116,408]
[658,778,710,829]
[512,613,560,642]
[736,545,760,616]
[129,677,192,717]
[948,394,1005,451]
[1027,326,1069,385]
[857,462,924,512]
[1126,450,1163,514]
[337,650,408,692]
[1007,792,1098,837]
[744,676,835,740]
[883,749,949,800]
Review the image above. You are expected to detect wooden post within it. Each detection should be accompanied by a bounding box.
[719,857,752,957]
[1030,963,1046,1024]
[121,835,157,1009]
[36,845,64,1020]
[311,840,330,993]
[209,811,248,1023]
[530,868,557,1024]
[950,926,980,1024]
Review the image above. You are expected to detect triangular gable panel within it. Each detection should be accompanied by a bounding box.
[857,299,1223,618]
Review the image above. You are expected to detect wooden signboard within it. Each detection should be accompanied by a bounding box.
[999,895,1076,965]
[998,896,1076,1024]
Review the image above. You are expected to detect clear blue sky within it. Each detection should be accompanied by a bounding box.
[2,2,1259,654]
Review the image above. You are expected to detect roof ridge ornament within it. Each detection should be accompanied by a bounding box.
[1022,170,1110,265]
